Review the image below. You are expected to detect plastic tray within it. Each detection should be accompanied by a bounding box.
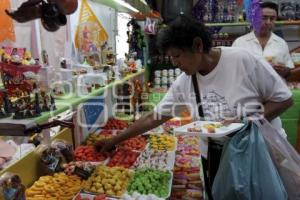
[82,167,134,198]
[73,191,118,200]
[126,169,173,199]
[174,121,244,138]
[132,149,176,171]
[148,135,178,152]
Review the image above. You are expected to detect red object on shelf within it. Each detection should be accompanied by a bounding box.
[0,62,41,95]
[107,149,139,168]
[74,145,109,162]
[101,118,129,130]
[119,135,147,151]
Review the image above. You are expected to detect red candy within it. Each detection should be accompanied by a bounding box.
[107,149,139,168]
[119,136,147,151]
[74,146,108,162]
[101,118,129,130]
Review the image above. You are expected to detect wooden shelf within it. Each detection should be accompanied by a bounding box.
[205,20,300,27]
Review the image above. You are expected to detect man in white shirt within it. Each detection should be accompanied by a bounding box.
[233,1,296,78]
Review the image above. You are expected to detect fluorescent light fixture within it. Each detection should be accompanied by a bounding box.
[113,0,139,13]
[140,0,147,5]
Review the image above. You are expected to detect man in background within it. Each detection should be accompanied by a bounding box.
[233,1,296,79]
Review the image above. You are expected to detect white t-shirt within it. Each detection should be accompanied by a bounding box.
[232,31,294,68]
[154,47,292,158]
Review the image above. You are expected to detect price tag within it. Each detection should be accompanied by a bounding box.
[74,167,91,180]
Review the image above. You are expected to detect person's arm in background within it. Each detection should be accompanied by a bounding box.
[249,55,294,121]
[95,112,172,152]
[95,74,187,152]
[272,42,295,78]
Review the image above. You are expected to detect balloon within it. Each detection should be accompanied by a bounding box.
[52,0,78,15]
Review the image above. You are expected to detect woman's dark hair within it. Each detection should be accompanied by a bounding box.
[260,1,278,15]
[156,15,212,54]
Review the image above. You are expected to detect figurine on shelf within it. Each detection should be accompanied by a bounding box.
[2,54,11,63]
[59,57,67,69]
[23,51,36,65]
[2,90,12,114]
[106,47,115,65]
[13,105,22,119]
[41,90,50,111]
[42,50,49,66]
[50,94,56,110]
[0,48,4,62]
[34,92,42,115]
[10,48,21,64]
[101,43,115,65]
[0,97,9,118]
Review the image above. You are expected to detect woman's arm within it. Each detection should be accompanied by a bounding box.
[95,112,172,152]
[263,98,294,121]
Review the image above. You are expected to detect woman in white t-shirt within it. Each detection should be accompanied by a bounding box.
[95,15,293,200]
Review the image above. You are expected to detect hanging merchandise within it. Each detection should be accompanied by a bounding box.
[193,0,241,23]
[127,19,146,64]
[192,0,207,22]
[0,0,15,43]
[296,1,300,20]
[279,0,296,20]
[74,0,108,64]
[5,0,77,32]
[243,0,251,20]
[144,17,157,35]
[248,0,261,33]
[204,0,218,22]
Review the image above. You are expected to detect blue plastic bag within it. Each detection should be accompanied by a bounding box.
[254,118,300,200]
[212,122,288,200]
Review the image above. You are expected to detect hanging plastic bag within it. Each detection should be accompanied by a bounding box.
[254,118,300,200]
[212,121,288,200]
[0,172,25,200]
[144,17,157,35]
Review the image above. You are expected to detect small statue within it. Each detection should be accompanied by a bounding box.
[0,105,6,118]
[50,94,56,110]
[34,92,42,115]
[2,91,12,114]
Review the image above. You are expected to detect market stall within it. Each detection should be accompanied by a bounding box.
[0,1,150,198]
[0,0,300,200]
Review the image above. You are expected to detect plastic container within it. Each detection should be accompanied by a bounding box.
[162,69,168,77]
[154,70,162,78]
[133,149,176,171]
[174,121,244,138]
[126,168,173,199]
[168,69,174,77]
[175,68,181,76]
[154,77,161,85]
[161,76,168,85]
